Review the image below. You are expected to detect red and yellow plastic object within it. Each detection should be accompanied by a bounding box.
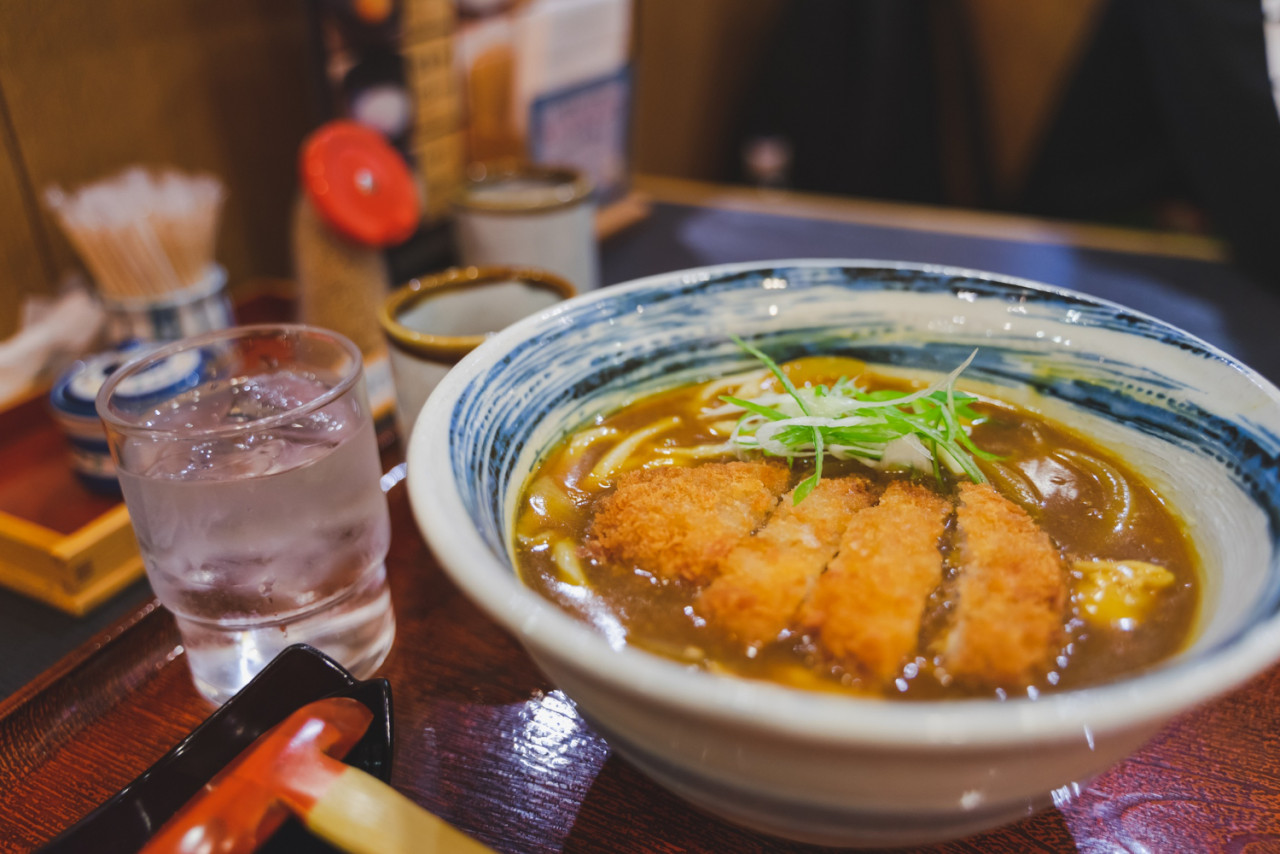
[140,697,491,854]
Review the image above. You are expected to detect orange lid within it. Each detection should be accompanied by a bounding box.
[300,120,420,247]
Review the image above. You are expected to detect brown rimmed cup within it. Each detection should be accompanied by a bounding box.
[378,264,577,441]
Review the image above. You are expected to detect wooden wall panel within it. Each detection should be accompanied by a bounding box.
[629,0,1103,203]
[0,97,56,338]
[0,0,315,337]
[630,0,786,181]
[961,0,1106,201]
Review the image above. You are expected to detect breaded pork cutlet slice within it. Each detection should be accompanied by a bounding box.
[797,480,952,685]
[939,481,1067,688]
[695,476,876,647]
[585,460,789,584]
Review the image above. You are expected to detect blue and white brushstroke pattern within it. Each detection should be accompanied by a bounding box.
[420,260,1280,657]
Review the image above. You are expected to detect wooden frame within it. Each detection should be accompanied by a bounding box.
[0,392,143,616]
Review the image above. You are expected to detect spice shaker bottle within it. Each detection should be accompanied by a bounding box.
[292,120,421,445]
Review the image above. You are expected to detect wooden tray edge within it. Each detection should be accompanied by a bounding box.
[0,596,166,724]
[0,504,144,615]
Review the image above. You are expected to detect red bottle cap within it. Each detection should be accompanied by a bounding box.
[300,120,420,247]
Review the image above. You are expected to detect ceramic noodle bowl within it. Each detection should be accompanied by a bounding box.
[407,260,1280,847]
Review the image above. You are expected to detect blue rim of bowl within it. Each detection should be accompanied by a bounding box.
[408,258,1280,747]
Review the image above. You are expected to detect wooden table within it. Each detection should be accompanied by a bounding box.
[4,178,1280,852]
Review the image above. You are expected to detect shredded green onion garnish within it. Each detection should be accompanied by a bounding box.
[722,336,999,502]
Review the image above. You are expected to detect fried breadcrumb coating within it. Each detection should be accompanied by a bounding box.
[697,476,876,647]
[585,461,789,584]
[939,482,1067,687]
[798,480,952,684]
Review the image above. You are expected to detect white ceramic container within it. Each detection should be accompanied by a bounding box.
[451,162,598,292]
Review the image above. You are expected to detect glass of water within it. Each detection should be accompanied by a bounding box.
[97,324,396,704]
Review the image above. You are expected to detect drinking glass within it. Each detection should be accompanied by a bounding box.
[97,324,396,704]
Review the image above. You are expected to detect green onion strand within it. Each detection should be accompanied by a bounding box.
[720,340,996,499]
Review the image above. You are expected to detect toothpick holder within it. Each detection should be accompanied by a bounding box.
[100,265,235,344]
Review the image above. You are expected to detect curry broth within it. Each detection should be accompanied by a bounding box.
[513,358,1200,700]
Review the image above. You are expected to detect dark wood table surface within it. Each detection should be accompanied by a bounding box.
[3,178,1280,852]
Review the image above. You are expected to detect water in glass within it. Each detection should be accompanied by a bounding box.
[116,369,394,703]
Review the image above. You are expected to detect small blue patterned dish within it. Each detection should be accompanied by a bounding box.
[49,341,205,494]
[406,260,1280,847]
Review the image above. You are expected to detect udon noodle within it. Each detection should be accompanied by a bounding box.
[514,353,1200,700]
